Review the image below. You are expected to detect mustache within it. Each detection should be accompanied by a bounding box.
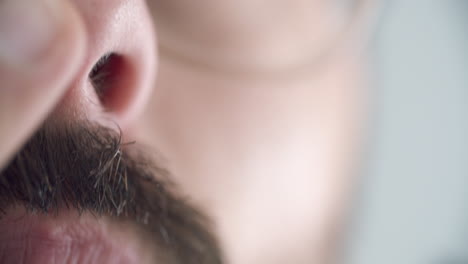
[0,121,223,264]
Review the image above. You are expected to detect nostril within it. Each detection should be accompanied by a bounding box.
[88,53,128,110]
[65,0,155,127]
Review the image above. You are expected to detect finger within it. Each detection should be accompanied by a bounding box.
[0,0,87,168]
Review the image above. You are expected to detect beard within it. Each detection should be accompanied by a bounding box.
[0,119,223,264]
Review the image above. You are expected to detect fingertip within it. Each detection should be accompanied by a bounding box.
[33,0,87,86]
[0,0,87,168]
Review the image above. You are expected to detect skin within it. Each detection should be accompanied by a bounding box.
[139,2,371,263]
[0,0,373,263]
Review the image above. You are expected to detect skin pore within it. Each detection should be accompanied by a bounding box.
[137,1,371,263]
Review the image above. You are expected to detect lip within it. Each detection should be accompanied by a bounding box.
[0,208,147,264]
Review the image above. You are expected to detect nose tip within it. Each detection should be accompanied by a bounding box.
[61,0,156,128]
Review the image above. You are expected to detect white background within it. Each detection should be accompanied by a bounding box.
[346,1,468,263]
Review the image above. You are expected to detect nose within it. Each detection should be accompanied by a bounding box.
[59,0,156,128]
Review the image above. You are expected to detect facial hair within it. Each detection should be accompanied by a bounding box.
[0,120,224,264]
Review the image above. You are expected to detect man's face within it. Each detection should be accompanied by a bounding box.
[0,0,224,263]
[0,0,368,263]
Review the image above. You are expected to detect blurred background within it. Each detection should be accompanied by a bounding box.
[345,1,468,263]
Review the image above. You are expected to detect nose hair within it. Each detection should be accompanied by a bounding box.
[61,0,157,128]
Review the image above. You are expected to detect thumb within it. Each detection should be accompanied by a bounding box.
[0,0,87,168]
